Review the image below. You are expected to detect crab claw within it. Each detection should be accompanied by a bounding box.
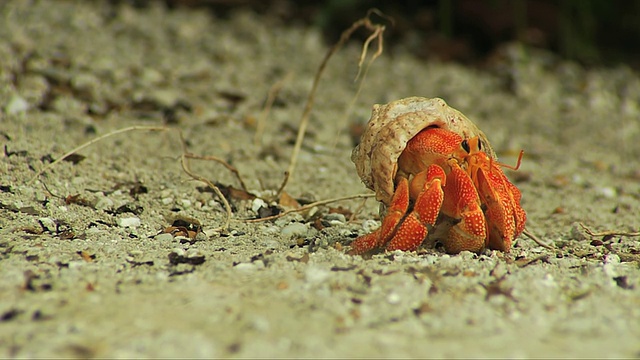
[440,163,487,254]
[474,165,526,251]
[461,138,527,252]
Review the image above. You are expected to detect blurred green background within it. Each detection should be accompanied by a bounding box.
[117,0,640,69]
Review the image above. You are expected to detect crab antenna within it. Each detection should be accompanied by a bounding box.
[496,150,524,171]
[487,150,524,175]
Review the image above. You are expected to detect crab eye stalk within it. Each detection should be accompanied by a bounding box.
[461,139,470,153]
[478,140,483,151]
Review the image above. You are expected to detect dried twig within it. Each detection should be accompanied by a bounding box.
[176,131,233,232]
[348,197,371,222]
[354,9,390,82]
[182,153,248,192]
[244,193,375,223]
[28,125,168,185]
[278,10,388,198]
[332,10,391,153]
[523,227,555,249]
[579,223,640,237]
[27,125,236,233]
[254,72,293,147]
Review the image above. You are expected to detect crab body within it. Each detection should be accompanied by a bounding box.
[350,97,525,254]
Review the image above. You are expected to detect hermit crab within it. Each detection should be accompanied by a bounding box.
[349,97,525,254]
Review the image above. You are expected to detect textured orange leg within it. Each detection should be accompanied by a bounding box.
[476,166,526,252]
[386,165,446,251]
[347,230,382,255]
[349,177,411,255]
[440,165,487,254]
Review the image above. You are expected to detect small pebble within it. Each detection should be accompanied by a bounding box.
[386,292,401,305]
[117,217,141,228]
[281,222,308,238]
[597,186,617,199]
[68,260,85,269]
[38,217,57,232]
[141,68,163,85]
[155,233,174,242]
[149,89,180,108]
[362,219,380,233]
[251,316,271,332]
[94,196,114,211]
[171,248,185,256]
[260,225,280,235]
[186,248,202,258]
[325,213,346,226]
[129,250,143,257]
[325,213,346,222]
[234,262,257,271]
[252,198,268,213]
[603,254,621,278]
[540,273,557,287]
[305,266,330,284]
[5,95,29,114]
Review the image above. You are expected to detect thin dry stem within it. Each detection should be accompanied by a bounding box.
[523,227,554,249]
[579,223,640,237]
[176,131,233,232]
[332,12,388,153]
[254,72,293,147]
[182,153,248,192]
[27,125,235,233]
[27,125,168,185]
[279,10,388,199]
[348,197,370,222]
[179,155,232,232]
[244,193,375,223]
[354,12,387,82]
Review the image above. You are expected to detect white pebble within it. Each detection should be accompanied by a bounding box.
[68,260,85,269]
[281,222,308,238]
[597,186,617,199]
[325,213,346,226]
[252,198,268,213]
[386,292,401,304]
[186,248,202,258]
[362,219,380,233]
[603,254,621,278]
[305,266,330,284]
[155,233,174,242]
[234,262,256,271]
[260,225,280,235]
[540,273,557,287]
[251,316,271,332]
[171,248,185,256]
[94,196,114,211]
[5,95,29,114]
[117,217,141,228]
[325,213,346,222]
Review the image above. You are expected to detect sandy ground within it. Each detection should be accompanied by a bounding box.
[1,1,640,358]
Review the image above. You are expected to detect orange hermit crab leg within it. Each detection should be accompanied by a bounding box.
[440,161,487,253]
[349,164,447,254]
[348,176,411,255]
[385,164,446,251]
